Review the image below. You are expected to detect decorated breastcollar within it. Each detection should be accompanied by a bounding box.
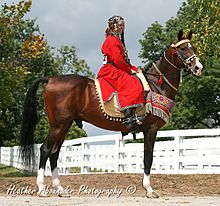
[146,91,176,123]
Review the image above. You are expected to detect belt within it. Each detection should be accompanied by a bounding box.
[106,62,115,66]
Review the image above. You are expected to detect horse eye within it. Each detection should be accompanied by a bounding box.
[180,47,186,51]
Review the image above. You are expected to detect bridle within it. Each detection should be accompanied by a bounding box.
[163,51,197,72]
[169,39,198,72]
[152,39,198,91]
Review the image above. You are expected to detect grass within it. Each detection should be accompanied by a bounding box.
[0,163,34,177]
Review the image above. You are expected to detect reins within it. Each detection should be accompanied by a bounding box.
[152,62,178,92]
[163,51,182,71]
[144,52,181,92]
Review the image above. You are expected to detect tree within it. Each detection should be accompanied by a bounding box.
[139,0,220,129]
[0,1,93,146]
[0,0,49,146]
[56,46,95,78]
[139,23,166,67]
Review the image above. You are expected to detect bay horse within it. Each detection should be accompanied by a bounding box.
[20,29,203,197]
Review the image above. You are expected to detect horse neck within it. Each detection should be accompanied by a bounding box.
[146,54,181,100]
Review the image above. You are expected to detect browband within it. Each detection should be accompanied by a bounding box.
[171,39,190,48]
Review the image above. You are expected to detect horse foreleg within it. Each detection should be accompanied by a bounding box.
[37,117,73,196]
[143,126,159,198]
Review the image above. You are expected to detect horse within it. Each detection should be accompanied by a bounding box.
[20,29,203,198]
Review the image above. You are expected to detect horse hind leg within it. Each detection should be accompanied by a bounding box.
[49,148,68,196]
[37,137,54,196]
[48,119,83,196]
[37,121,73,196]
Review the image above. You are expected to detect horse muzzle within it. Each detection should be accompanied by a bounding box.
[191,58,203,76]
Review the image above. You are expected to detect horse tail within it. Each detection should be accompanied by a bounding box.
[19,77,48,170]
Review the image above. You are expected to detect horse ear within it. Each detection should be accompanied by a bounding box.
[178,29,183,41]
[187,30,193,40]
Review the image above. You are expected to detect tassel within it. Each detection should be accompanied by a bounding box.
[158,75,163,85]
[180,70,183,83]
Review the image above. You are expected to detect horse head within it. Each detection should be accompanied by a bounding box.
[169,29,203,76]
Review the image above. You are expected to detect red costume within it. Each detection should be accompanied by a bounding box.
[97,35,144,110]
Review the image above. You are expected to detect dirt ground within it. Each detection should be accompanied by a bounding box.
[1,173,220,197]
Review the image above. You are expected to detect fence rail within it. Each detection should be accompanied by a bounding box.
[0,129,220,175]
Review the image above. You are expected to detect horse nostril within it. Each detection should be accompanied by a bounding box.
[195,66,199,70]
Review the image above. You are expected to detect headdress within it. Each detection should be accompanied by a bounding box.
[108,15,124,35]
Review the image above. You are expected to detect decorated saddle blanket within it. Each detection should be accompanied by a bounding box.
[94,72,175,123]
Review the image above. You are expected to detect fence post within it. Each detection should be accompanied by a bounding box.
[114,135,120,173]
[197,143,203,173]
[174,131,180,174]
[62,144,67,175]
[117,136,125,173]
[81,139,90,174]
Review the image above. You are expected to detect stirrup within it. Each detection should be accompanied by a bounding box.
[135,116,145,125]
[123,117,140,133]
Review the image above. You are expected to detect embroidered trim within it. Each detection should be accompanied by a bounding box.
[145,91,175,123]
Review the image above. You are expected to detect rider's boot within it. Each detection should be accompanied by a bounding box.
[123,108,139,132]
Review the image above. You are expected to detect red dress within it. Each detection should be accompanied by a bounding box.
[97,35,144,110]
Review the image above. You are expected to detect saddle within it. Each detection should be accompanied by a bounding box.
[95,70,175,124]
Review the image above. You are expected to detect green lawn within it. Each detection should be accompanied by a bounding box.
[0,163,34,177]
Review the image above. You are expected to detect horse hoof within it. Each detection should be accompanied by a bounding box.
[58,193,70,198]
[146,191,159,198]
[58,193,71,198]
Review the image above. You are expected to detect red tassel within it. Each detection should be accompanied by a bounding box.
[158,75,163,85]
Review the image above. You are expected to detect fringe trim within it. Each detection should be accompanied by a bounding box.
[146,103,169,123]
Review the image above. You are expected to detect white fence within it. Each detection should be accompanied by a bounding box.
[0,129,220,175]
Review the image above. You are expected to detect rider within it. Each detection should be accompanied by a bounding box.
[97,15,144,132]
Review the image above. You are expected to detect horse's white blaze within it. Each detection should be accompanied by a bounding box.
[37,168,45,194]
[143,173,154,193]
[52,167,63,191]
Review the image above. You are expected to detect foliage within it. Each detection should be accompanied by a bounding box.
[0,0,45,146]
[0,1,93,146]
[139,23,166,67]
[139,0,220,129]
[56,46,95,78]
